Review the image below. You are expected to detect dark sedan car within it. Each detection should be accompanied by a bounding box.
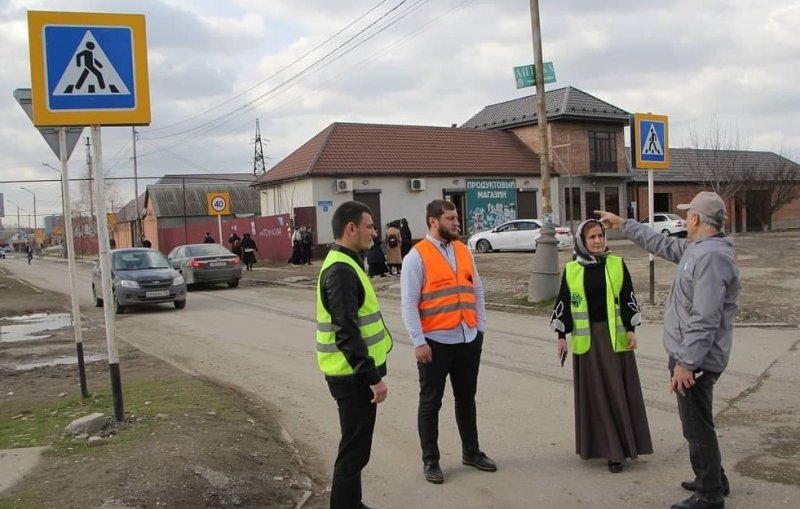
[92,248,187,314]
[167,243,242,288]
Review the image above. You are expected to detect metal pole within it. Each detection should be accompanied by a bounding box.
[648,169,655,305]
[86,136,95,229]
[182,177,188,244]
[217,214,223,245]
[59,128,89,397]
[91,125,124,422]
[527,0,560,302]
[132,127,142,246]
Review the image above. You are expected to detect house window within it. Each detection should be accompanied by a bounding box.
[589,131,617,173]
[604,186,620,215]
[564,187,581,224]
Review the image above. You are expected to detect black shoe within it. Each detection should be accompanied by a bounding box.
[423,462,444,484]
[462,452,497,472]
[670,494,724,509]
[681,480,731,497]
[607,461,623,473]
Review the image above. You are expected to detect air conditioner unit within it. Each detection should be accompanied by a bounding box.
[409,178,426,192]
[335,179,353,193]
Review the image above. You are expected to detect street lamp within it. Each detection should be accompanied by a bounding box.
[20,187,37,230]
[6,198,22,239]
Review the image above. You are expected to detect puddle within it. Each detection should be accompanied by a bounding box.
[7,353,106,371]
[0,313,73,343]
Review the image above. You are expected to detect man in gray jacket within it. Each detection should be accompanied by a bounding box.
[597,191,739,509]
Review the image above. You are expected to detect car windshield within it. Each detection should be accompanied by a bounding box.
[187,244,232,257]
[113,250,171,270]
[664,214,682,220]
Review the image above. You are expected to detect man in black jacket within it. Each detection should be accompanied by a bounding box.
[316,200,392,509]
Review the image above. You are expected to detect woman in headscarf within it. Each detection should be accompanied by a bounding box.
[550,219,652,473]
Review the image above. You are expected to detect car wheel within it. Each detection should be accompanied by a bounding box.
[92,285,103,307]
[476,239,491,253]
[228,279,239,288]
[114,297,125,315]
[174,300,186,309]
[661,229,671,236]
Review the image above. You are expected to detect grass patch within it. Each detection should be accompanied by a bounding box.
[0,492,39,509]
[0,377,235,456]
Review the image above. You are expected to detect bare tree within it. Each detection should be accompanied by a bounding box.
[686,119,755,200]
[738,150,800,231]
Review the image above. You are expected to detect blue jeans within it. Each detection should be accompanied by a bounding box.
[673,364,727,502]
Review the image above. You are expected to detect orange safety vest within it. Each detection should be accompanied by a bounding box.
[415,239,477,332]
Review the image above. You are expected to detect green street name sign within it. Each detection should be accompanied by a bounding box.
[514,62,556,89]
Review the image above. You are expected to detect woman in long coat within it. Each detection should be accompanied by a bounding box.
[550,219,652,473]
[384,222,402,276]
[241,233,258,271]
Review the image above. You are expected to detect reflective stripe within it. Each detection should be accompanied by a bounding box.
[573,312,589,320]
[316,342,339,353]
[574,328,590,336]
[419,301,476,318]
[420,285,476,302]
[358,311,382,326]
[616,326,628,335]
[316,330,386,353]
[316,311,383,332]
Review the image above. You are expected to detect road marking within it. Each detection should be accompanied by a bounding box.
[16,279,44,294]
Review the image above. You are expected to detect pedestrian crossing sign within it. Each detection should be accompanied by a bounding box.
[632,113,669,169]
[27,11,150,127]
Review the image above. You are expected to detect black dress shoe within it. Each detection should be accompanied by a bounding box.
[423,462,444,484]
[607,461,623,473]
[681,480,731,497]
[670,494,724,509]
[462,452,497,472]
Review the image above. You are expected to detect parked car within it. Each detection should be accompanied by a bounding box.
[0,249,5,259]
[167,243,242,288]
[467,219,574,253]
[640,213,687,237]
[92,248,187,314]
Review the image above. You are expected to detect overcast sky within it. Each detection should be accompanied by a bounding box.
[1,0,798,223]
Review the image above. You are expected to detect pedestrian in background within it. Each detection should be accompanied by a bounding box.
[550,219,652,474]
[384,221,402,276]
[289,227,304,265]
[366,232,389,278]
[241,233,257,271]
[316,200,392,509]
[302,225,314,265]
[228,230,241,257]
[401,199,495,485]
[597,191,740,509]
[141,238,152,248]
[400,217,413,258]
[203,232,215,243]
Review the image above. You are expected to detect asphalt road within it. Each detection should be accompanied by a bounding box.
[3,255,799,508]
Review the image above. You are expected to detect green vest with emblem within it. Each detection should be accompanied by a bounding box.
[565,254,629,355]
[316,249,393,375]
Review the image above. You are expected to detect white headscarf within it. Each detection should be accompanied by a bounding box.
[573,219,608,266]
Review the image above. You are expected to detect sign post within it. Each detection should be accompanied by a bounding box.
[631,113,669,305]
[208,192,231,244]
[28,10,151,420]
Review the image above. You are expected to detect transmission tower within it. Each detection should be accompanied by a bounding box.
[253,119,268,176]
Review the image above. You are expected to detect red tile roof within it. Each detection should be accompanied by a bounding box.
[256,122,543,184]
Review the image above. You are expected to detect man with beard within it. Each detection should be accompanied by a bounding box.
[400,199,495,485]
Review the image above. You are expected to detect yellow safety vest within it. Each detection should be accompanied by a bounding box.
[316,249,393,375]
[565,255,629,355]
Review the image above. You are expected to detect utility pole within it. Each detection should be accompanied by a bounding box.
[131,127,142,246]
[253,119,267,176]
[527,0,560,302]
[85,136,95,228]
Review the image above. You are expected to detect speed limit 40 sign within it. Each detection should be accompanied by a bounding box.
[207,192,231,215]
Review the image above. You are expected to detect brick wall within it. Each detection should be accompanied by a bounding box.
[511,121,627,175]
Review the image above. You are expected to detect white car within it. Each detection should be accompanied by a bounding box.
[640,213,687,237]
[467,219,574,253]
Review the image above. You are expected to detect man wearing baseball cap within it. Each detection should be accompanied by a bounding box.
[595,190,740,509]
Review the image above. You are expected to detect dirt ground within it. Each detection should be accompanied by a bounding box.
[243,229,800,326]
[0,271,327,509]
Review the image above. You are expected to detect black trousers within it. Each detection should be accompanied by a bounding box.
[327,378,377,509]
[418,333,483,464]
[674,368,728,502]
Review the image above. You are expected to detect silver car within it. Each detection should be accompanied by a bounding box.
[167,243,242,288]
[92,248,187,314]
